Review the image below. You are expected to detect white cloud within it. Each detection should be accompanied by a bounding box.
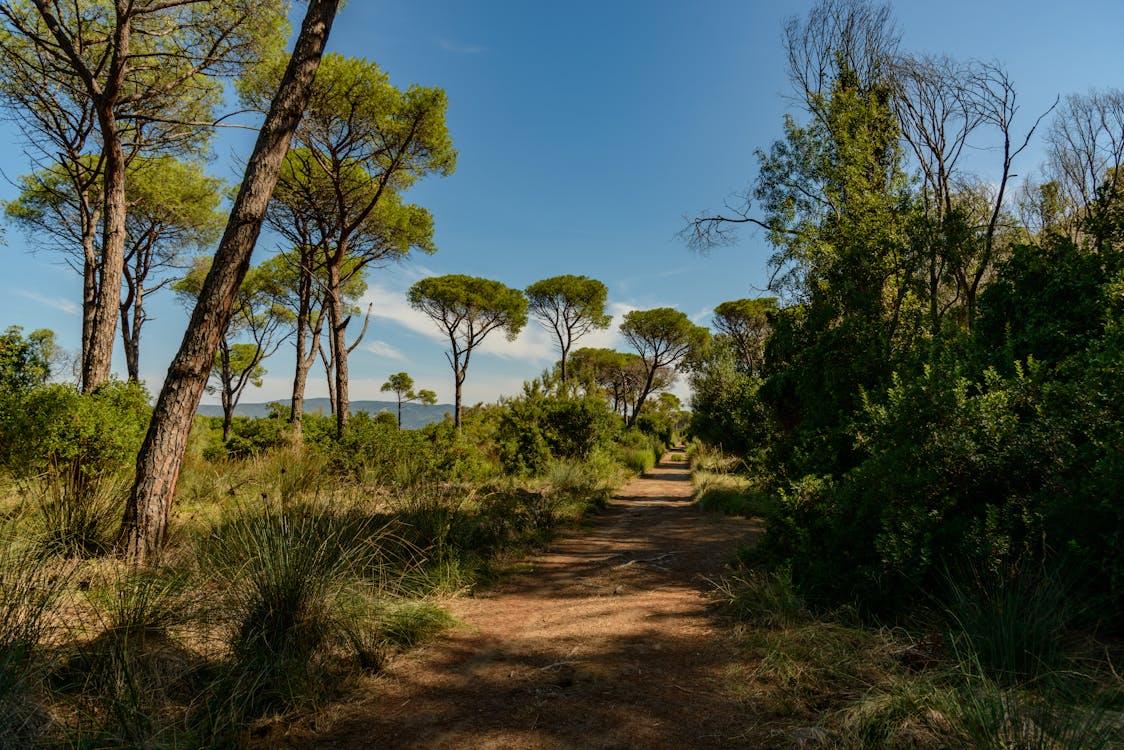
[16,290,79,315]
[363,340,406,361]
[359,281,448,343]
[690,306,713,326]
[437,38,486,54]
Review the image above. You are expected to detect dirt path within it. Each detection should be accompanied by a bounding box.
[292,450,762,749]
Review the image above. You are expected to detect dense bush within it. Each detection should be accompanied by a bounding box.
[496,386,620,476]
[0,380,150,480]
[722,232,1124,624]
[688,339,771,457]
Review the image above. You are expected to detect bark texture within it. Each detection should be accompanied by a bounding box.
[121,0,341,562]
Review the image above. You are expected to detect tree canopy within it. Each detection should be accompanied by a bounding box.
[619,307,708,426]
[408,274,527,428]
[525,274,611,385]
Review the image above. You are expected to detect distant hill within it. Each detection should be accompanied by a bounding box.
[197,398,453,430]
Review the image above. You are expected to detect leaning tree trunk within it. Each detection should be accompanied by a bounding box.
[120,0,341,563]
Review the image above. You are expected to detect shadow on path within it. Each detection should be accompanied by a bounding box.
[280,449,762,750]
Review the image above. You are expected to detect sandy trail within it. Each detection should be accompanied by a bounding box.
[288,450,761,749]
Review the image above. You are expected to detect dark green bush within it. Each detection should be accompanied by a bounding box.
[496,388,620,476]
[0,380,150,480]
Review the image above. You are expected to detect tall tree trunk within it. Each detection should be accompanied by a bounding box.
[120,0,341,563]
[83,114,127,392]
[288,259,319,441]
[120,263,142,382]
[327,267,349,437]
[319,340,336,414]
[454,371,464,429]
[81,205,100,370]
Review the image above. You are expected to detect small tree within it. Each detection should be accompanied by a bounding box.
[712,297,777,375]
[525,274,611,386]
[0,325,54,391]
[569,346,672,422]
[380,371,436,429]
[619,308,709,427]
[408,274,527,429]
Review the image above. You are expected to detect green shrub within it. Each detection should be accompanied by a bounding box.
[496,388,620,476]
[0,380,150,481]
[330,414,437,484]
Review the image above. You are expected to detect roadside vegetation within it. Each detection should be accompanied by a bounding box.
[0,348,685,746]
[684,0,1124,745]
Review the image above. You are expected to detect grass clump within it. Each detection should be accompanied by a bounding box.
[545,452,621,511]
[712,567,807,627]
[621,447,657,475]
[0,542,68,748]
[55,567,204,749]
[694,471,776,518]
[22,464,124,557]
[939,564,1072,684]
[196,501,393,736]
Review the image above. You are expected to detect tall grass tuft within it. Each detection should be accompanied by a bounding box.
[0,542,69,747]
[24,463,124,557]
[621,447,657,475]
[710,567,806,627]
[952,667,1120,750]
[57,567,203,749]
[546,453,619,511]
[940,564,1072,684]
[197,501,392,733]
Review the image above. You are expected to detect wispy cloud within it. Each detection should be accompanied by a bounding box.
[363,340,406,361]
[656,265,692,278]
[437,38,486,54]
[690,306,713,326]
[16,290,79,315]
[360,281,447,343]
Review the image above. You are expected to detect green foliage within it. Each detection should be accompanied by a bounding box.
[976,238,1118,369]
[0,326,53,392]
[712,297,777,374]
[688,337,771,457]
[0,380,150,481]
[496,383,620,476]
[408,274,528,339]
[330,414,444,485]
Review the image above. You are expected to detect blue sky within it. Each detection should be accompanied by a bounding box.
[3,0,1123,407]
